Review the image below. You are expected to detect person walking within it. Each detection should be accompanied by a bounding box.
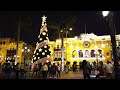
[105,60,113,79]
[56,63,61,78]
[82,60,90,79]
[51,63,57,79]
[41,63,48,79]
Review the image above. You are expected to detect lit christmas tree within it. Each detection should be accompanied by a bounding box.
[32,15,52,66]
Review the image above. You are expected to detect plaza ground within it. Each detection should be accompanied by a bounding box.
[26,70,84,79]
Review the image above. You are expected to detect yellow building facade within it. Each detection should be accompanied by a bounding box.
[49,33,120,66]
[0,38,23,64]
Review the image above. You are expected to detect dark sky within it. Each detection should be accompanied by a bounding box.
[0,11,120,43]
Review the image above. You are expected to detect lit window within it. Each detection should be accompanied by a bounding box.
[72,50,77,58]
[91,50,95,57]
[78,50,83,57]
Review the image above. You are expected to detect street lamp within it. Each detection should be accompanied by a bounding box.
[102,11,119,79]
[61,27,72,72]
[65,28,72,64]
[22,46,30,65]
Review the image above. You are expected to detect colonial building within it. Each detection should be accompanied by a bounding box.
[49,33,120,66]
[0,38,34,64]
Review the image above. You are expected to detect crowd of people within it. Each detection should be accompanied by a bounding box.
[0,60,120,79]
[31,62,61,79]
[0,62,62,79]
[0,62,31,79]
[81,60,120,79]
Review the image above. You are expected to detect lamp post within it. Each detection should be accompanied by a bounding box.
[65,28,72,64]
[60,27,72,72]
[22,46,30,65]
[102,11,119,79]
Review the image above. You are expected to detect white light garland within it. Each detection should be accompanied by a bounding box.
[42,52,45,55]
[46,37,48,39]
[36,42,38,45]
[40,38,42,41]
[34,57,36,60]
[42,32,46,35]
[38,35,40,38]
[44,46,47,48]
[39,48,42,52]
[36,53,39,55]
[45,50,47,52]
[47,55,50,58]
[38,57,40,59]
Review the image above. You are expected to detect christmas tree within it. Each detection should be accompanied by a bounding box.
[32,15,52,66]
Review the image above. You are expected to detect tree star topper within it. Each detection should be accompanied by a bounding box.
[42,15,47,26]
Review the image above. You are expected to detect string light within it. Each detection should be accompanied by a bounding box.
[45,50,47,52]
[42,52,45,55]
[44,46,47,48]
[34,57,36,60]
[40,38,42,41]
[47,55,50,57]
[42,32,46,35]
[38,35,40,38]
[36,53,39,55]
[36,42,38,45]
[38,57,40,59]
[39,48,42,52]
[46,37,48,39]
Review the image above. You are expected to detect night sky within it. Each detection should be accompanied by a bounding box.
[0,11,120,44]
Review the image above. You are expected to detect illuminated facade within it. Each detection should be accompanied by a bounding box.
[0,38,34,64]
[49,33,120,66]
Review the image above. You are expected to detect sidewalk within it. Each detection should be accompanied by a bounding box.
[60,70,83,79]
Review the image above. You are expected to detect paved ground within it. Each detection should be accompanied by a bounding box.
[60,71,83,79]
[26,70,84,79]
[0,70,84,79]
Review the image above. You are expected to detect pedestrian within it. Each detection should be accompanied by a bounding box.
[105,60,113,79]
[47,62,52,78]
[0,63,2,79]
[15,63,20,79]
[41,63,48,79]
[51,63,57,79]
[19,63,25,79]
[65,63,69,74]
[96,61,105,79]
[32,64,38,77]
[82,60,90,79]
[56,63,61,78]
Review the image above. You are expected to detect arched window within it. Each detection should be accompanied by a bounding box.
[91,50,95,57]
[84,50,89,58]
[97,49,103,60]
[72,50,77,58]
[78,50,83,57]
[98,49,102,55]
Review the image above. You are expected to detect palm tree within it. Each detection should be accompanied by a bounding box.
[47,16,78,40]
[15,15,32,64]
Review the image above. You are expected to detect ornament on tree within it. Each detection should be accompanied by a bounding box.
[45,50,47,52]
[40,38,42,41]
[44,46,47,48]
[42,32,46,35]
[39,48,42,52]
